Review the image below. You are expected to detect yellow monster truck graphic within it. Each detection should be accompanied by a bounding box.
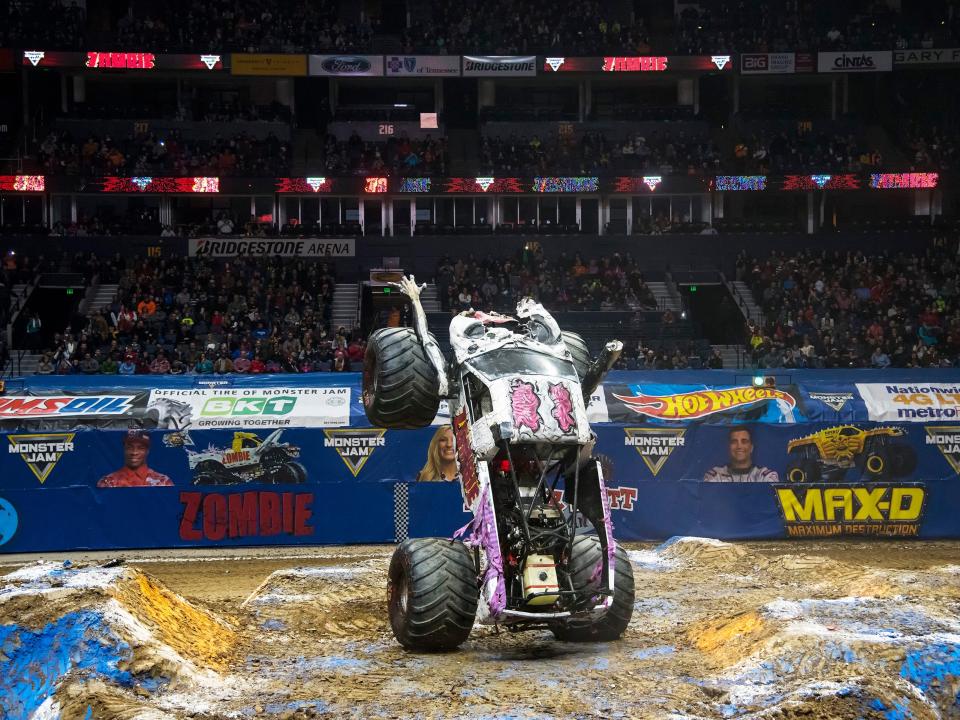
[785,425,917,483]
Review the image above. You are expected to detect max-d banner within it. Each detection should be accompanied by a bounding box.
[188,237,355,258]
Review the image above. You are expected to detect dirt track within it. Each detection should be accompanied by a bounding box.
[2,540,959,719]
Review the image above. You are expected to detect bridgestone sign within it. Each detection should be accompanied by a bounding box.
[462,55,537,76]
[189,238,356,258]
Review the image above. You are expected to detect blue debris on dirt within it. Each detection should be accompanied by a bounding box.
[631,645,675,660]
[0,610,132,718]
[900,642,960,706]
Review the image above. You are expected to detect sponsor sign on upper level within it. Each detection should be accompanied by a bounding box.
[308,55,385,76]
[462,55,537,76]
[385,55,460,76]
[817,50,893,72]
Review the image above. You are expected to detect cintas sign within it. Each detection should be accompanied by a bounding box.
[817,51,892,73]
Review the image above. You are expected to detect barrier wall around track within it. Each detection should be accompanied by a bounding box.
[1,370,959,552]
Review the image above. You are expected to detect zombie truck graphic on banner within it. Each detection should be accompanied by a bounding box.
[608,384,800,424]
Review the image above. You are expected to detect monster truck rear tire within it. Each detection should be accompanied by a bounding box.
[388,538,478,651]
[363,327,441,429]
[552,536,634,642]
[561,331,591,381]
[889,444,917,478]
[193,460,235,485]
[862,442,892,480]
[786,457,821,483]
[273,462,307,484]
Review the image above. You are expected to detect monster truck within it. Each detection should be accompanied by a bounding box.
[363,275,634,651]
[785,425,916,483]
[187,429,307,484]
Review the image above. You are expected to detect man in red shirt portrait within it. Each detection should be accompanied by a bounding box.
[97,431,173,488]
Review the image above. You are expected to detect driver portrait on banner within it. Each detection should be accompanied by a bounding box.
[97,431,173,488]
[704,427,779,482]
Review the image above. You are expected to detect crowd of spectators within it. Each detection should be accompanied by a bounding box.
[324,133,447,176]
[70,100,293,124]
[480,131,720,176]
[33,130,290,177]
[114,0,373,53]
[5,0,960,54]
[732,128,882,174]
[436,248,658,315]
[403,0,649,54]
[739,238,960,369]
[30,256,368,376]
[676,1,960,54]
[898,121,960,172]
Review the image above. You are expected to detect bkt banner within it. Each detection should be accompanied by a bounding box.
[1,370,959,552]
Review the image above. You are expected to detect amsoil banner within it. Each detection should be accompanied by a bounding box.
[231,54,307,76]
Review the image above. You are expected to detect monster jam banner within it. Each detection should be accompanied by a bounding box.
[2,418,960,552]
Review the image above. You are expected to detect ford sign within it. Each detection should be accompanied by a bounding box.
[321,56,372,73]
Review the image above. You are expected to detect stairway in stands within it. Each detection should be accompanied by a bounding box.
[331,282,360,332]
[710,344,747,370]
[647,281,681,312]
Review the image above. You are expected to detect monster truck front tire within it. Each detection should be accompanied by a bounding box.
[388,538,478,651]
[561,331,591,381]
[786,456,822,483]
[862,442,891,480]
[363,327,441,429]
[272,461,307,484]
[552,536,634,642]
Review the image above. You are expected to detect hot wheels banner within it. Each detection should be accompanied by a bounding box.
[605,383,803,424]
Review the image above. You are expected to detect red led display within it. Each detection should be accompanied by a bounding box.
[870,173,939,189]
[442,177,525,193]
[781,174,862,191]
[98,177,219,193]
[364,177,388,193]
[86,52,156,69]
[0,176,45,192]
[276,178,332,193]
[543,55,732,73]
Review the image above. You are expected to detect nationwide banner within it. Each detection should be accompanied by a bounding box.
[188,237,355,258]
[462,55,537,76]
[894,48,960,66]
[308,55,385,76]
[231,54,306,76]
[385,55,460,76]
[817,50,893,73]
[856,383,960,423]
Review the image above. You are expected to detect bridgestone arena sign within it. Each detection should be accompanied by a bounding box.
[462,55,536,76]
[189,238,355,258]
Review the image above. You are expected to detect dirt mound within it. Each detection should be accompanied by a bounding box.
[0,561,239,719]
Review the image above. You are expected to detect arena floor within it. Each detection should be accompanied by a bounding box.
[1,539,959,719]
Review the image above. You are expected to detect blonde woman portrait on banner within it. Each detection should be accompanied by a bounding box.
[417,425,459,481]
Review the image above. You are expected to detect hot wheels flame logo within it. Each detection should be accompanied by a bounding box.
[612,386,795,420]
[549,382,576,434]
[511,379,542,432]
